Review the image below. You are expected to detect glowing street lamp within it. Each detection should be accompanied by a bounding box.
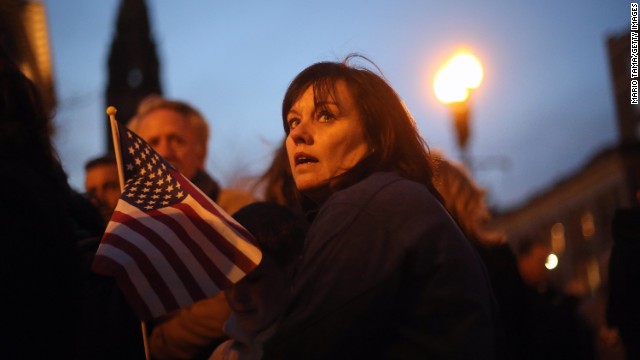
[433,50,483,168]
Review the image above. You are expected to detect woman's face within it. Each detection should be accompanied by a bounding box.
[285,80,370,203]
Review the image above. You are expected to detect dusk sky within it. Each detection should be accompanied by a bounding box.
[46,0,628,210]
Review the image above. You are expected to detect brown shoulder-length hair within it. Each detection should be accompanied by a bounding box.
[282,54,442,203]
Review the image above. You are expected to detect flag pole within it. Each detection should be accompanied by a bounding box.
[107,106,125,189]
[106,106,151,360]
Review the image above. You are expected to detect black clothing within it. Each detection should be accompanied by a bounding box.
[265,172,497,359]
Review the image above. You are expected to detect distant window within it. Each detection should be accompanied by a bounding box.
[581,212,595,239]
[550,222,565,254]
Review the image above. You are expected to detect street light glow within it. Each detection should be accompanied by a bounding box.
[545,253,559,270]
[434,50,483,104]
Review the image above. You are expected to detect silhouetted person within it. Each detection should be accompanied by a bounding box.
[433,156,527,360]
[607,203,640,360]
[516,238,595,360]
[0,47,79,358]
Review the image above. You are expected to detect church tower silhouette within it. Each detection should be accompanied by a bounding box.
[105,0,162,153]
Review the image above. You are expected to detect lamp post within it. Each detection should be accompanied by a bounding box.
[433,50,483,170]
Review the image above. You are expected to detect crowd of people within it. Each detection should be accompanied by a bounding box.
[2,45,635,360]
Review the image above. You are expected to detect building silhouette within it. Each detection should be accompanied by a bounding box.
[490,29,640,298]
[0,0,55,115]
[105,0,162,153]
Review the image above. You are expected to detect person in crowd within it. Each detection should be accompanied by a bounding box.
[516,238,595,360]
[84,154,121,222]
[210,202,306,360]
[0,47,80,358]
[127,95,255,214]
[263,55,498,359]
[128,95,255,359]
[607,198,640,360]
[432,156,528,359]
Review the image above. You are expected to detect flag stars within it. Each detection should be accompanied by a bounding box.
[119,127,188,211]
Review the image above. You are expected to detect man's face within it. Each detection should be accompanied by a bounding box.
[135,108,206,180]
[85,163,121,221]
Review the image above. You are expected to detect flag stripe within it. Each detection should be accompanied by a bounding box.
[173,201,259,275]
[100,230,181,312]
[110,210,206,303]
[174,170,257,241]
[116,200,224,294]
[178,186,262,268]
[92,252,155,320]
[150,206,233,290]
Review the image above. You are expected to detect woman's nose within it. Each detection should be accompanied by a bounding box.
[289,120,313,145]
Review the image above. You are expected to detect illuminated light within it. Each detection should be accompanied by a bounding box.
[434,69,469,103]
[433,50,483,104]
[586,259,600,291]
[550,222,565,254]
[581,212,595,239]
[448,53,484,89]
[545,253,558,270]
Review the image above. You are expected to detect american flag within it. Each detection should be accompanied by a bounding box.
[92,119,262,321]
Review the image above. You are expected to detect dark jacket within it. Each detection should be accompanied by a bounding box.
[264,172,497,359]
[1,160,80,359]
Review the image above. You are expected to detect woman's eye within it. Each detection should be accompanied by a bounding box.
[288,118,300,130]
[318,110,335,122]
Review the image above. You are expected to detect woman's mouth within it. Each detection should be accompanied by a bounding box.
[294,152,318,166]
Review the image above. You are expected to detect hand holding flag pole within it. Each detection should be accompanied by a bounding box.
[94,106,262,359]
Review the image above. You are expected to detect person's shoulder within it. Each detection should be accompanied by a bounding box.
[333,172,437,209]
[217,188,256,215]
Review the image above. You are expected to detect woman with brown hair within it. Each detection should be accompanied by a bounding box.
[263,55,498,359]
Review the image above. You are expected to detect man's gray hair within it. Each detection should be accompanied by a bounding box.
[128,95,210,149]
